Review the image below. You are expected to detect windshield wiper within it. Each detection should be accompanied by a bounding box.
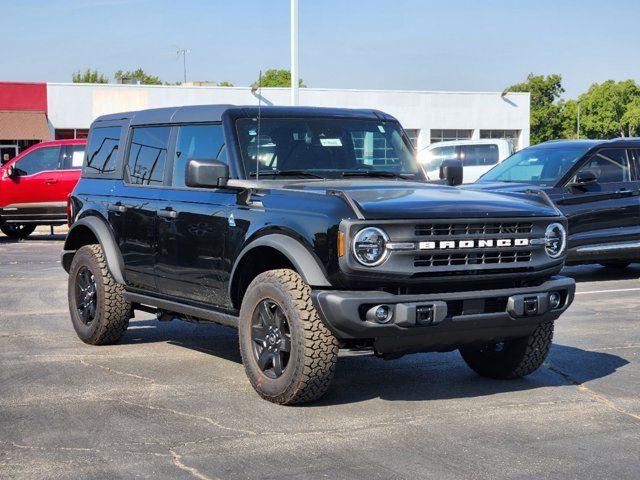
[250,170,325,179]
[342,170,410,179]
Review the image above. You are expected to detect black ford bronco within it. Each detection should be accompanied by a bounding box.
[62,105,575,404]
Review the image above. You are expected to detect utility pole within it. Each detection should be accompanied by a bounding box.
[177,48,191,84]
[290,0,299,106]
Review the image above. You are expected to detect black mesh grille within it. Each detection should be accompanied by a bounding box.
[414,250,533,267]
[415,222,533,236]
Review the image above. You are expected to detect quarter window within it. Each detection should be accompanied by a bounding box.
[84,126,121,175]
[173,124,225,187]
[14,146,61,175]
[126,126,170,186]
[575,149,631,184]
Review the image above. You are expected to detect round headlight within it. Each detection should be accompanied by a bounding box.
[352,227,389,266]
[545,223,567,258]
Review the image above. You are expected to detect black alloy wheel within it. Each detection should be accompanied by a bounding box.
[75,266,98,325]
[0,223,36,239]
[250,299,292,379]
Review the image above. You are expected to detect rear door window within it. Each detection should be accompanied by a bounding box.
[84,126,121,175]
[460,144,499,167]
[126,126,171,186]
[13,146,61,175]
[60,145,86,170]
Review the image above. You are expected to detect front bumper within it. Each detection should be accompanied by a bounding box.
[312,276,575,356]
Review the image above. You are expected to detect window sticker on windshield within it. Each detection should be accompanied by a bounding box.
[378,125,386,133]
[71,151,85,167]
[320,138,342,147]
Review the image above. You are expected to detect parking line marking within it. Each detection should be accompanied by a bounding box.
[576,287,640,295]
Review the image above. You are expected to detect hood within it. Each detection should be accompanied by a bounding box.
[462,181,542,193]
[281,180,558,219]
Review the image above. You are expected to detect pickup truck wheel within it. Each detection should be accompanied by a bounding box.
[599,261,631,269]
[239,269,339,405]
[68,244,130,345]
[1,223,36,240]
[459,321,554,379]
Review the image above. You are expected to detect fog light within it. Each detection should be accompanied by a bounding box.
[549,292,561,309]
[375,305,392,323]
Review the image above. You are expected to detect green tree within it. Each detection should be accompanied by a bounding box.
[578,80,640,138]
[216,81,234,87]
[508,73,565,144]
[251,69,305,88]
[72,69,108,83]
[114,68,163,85]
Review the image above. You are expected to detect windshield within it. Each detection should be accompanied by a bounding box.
[477,145,592,186]
[236,117,425,180]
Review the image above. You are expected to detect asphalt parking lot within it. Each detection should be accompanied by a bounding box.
[1,231,639,480]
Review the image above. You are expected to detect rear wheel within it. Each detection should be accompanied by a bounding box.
[459,321,554,379]
[68,244,130,345]
[599,261,631,269]
[239,269,339,405]
[0,223,36,240]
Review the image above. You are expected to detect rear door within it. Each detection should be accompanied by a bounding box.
[557,148,639,249]
[57,143,85,197]
[155,123,234,306]
[0,144,64,220]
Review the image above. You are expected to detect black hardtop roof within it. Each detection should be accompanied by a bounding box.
[537,138,640,149]
[93,104,397,126]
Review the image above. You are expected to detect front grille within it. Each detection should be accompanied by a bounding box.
[415,222,533,236]
[414,250,532,267]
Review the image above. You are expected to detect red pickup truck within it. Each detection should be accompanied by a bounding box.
[0,139,86,239]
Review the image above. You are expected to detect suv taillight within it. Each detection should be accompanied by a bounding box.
[67,195,74,227]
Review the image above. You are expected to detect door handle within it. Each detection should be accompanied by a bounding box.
[615,188,633,197]
[108,204,127,213]
[44,178,58,185]
[157,208,177,219]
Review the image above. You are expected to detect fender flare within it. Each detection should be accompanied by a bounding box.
[230,233,331,295]
[62,216,126,285]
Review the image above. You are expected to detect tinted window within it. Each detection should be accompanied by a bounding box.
[14,146,61,175]
[84,126,120,175]
[60,145,86,170]
[173,124,225,187]
[478,145,592,186]
[574,149,631,183]
[460,144,499,167]
[422,145,457,172]
[126,126,170,186]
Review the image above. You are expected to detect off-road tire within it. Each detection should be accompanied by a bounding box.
[68,244,130,345]
[599,261,631,269]
[459,321,554,379]
[1,223,36,240]
[238,269,339,405]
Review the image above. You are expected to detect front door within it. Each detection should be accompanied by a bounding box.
[0,144,64,221]
[155,123,233,307]
[555,148,640,251]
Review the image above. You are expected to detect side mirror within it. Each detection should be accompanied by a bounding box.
[571,170,597,186]
[439,159,463,186]
[6,165,17,179]
[185,158,229,188]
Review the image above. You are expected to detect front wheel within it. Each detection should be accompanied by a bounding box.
[239,269,339,405]
[1,223,36,240]
[459,321,554,379]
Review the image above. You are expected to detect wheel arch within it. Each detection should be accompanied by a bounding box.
[229,234,331,310]
[62,216,126,285]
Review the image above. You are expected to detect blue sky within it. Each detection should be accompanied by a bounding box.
[3,0,639,98]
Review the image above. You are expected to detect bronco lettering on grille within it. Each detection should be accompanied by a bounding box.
[418,238,531,250]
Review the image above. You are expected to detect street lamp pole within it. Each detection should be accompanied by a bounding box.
[291,0,299,106]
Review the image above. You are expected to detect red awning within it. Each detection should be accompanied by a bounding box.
[0,110,50,140]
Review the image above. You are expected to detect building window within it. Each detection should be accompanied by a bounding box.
[55,128,90,140]
[404,129,420,149]
[430,129,473,144]
[480,130,520,151]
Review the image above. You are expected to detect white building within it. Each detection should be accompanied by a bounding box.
[47,83,530,151]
